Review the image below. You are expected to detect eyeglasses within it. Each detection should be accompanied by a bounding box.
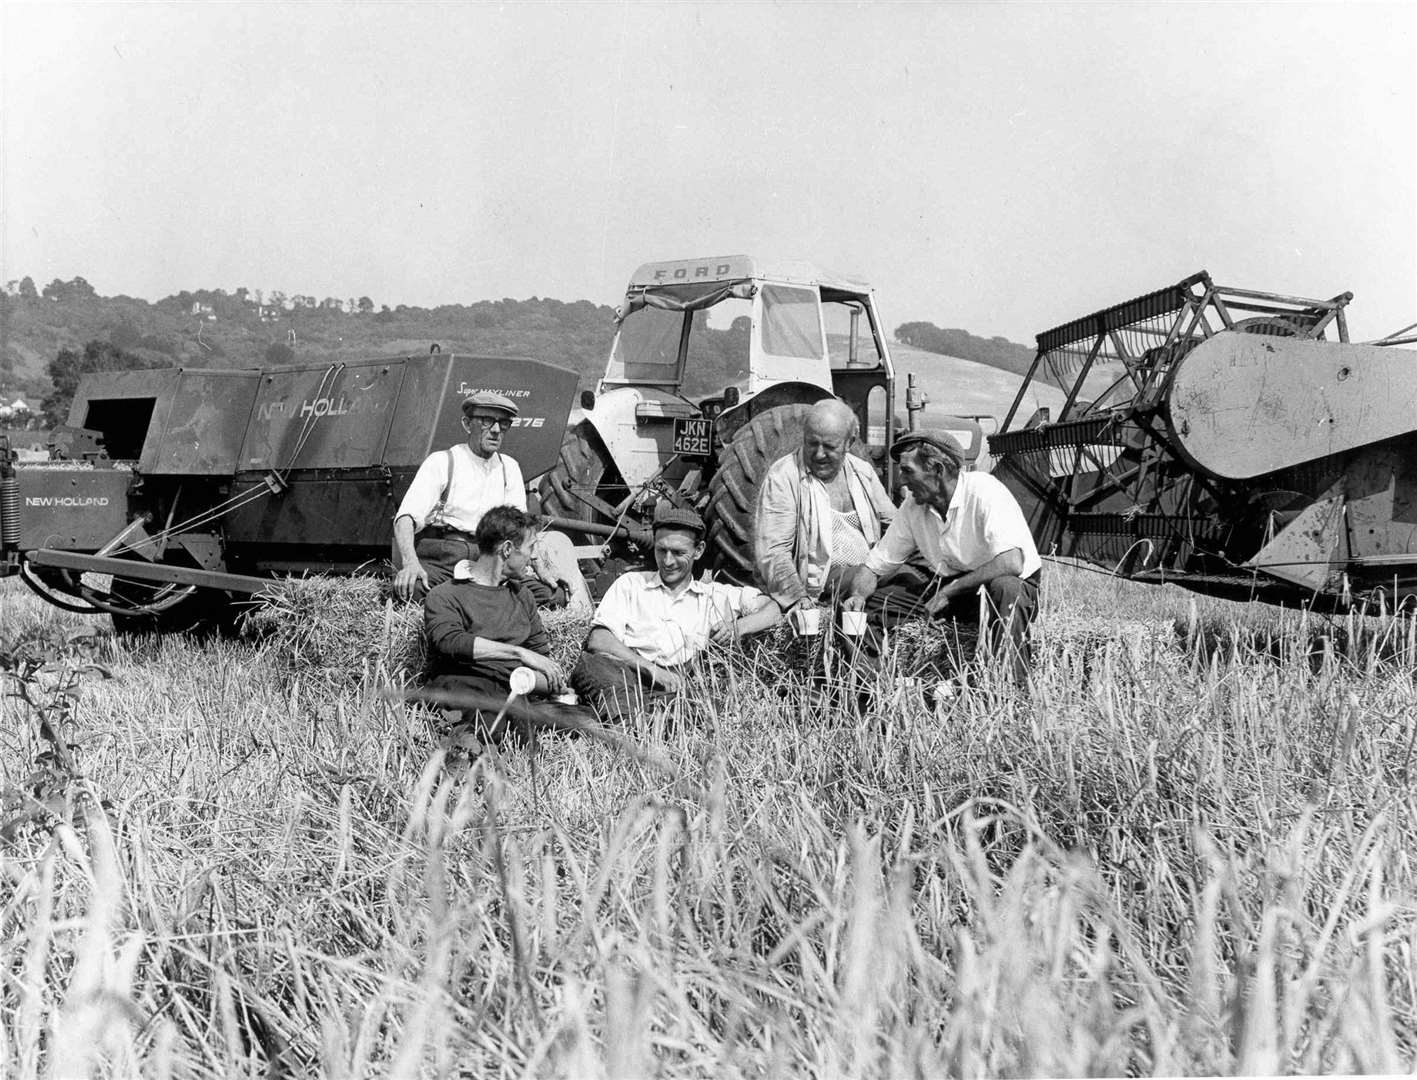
[466,414,513,432]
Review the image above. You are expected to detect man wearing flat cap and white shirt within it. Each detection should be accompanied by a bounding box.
[843,429,1042,684]
[570,503,781,723]
[393,390,588,607]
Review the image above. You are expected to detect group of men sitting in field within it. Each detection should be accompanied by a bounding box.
[393,390,1041,751]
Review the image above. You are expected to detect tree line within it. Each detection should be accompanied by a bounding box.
[893,321,1041,379]
[3,278,1041,426]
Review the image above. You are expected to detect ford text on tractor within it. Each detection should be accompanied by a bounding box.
[0,351,578,631]
[538,255,983,586]
[988,270,1417,610]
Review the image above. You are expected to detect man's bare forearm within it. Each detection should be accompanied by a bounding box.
[735,597,783,637]
[937,548,1024,601]
[846,564,881,602]
[393,515,420,567]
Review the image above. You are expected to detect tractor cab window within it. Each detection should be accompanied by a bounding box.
[605,306,683,385]
[684,298,752,399]
[823,297,884,369]
[605,279,757,388]
[760,285,823,360]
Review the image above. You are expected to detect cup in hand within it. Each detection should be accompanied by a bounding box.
[509,666,537,697]
[840,609,868,637]
[789,604,821,636]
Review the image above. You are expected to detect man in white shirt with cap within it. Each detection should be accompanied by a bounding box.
[843,429,1042,685]
[393,390,587,607]
[571,503,781,722]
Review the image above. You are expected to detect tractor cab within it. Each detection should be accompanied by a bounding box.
[541,255,969,581]
[585,256,898,493]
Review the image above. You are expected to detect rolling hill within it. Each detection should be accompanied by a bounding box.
[888,338,1066,428]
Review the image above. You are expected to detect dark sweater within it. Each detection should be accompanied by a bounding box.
[423,578,549,686]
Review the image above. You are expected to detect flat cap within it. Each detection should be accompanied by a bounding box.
[651,501,706,536]
[890,429,966,467]
[461,390,520,417]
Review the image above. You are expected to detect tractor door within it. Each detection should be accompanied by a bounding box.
[823,292,894,483]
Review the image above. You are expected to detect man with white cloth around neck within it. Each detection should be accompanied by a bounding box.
[753,398,896,619]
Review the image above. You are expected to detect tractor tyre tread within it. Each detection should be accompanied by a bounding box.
[704,403,814,581]
[537,422,614,529]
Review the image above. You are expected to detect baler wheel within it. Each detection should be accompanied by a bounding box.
[107,572,239,638]
[704,403,814,580]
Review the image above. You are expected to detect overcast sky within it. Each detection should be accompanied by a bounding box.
[2,2,1413,343]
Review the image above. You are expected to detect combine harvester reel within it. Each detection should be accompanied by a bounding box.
[989,270,1417,611]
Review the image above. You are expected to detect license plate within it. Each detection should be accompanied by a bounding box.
[673,417,713,458]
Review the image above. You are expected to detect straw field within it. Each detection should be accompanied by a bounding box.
[1,564,1415,1077]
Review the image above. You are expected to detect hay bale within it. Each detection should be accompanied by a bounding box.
[243,575,593,693]
[242,576,424,691]
[540,606,592,671]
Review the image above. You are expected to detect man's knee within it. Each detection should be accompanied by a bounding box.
[571,652,641,721]
[985,575,1026,609]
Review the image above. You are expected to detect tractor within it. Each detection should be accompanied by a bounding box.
[537,255,983,585]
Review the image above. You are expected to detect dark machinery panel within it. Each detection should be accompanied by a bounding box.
[383,354,578,478]
[224,475,403,549]
[241,360,403,471]
[70,368,183,464]
[14,467,131,549]
[151,370,263,474]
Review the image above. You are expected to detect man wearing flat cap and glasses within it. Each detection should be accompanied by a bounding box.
[393,390,586,606]
[842,429,1042,685]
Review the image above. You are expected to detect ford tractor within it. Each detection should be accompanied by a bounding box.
[537,255,983,584]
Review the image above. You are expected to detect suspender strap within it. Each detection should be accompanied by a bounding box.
[430,449,508,528]
[430,449,455,527]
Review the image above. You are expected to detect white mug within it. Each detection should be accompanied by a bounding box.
[509,666,537,697]
[840,609,868,637]
[791,605,821,636]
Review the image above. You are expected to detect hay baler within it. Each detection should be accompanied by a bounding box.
[989,271,1417,610]
[0,352,578,630]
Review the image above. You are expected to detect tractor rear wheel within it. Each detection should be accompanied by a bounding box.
[537,421,620,542]
[704,403,814,579]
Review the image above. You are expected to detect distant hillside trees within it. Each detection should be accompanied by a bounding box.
[2,278,1056,412]
[41,276,98,303]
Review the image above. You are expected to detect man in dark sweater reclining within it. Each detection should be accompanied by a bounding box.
[423,505,581,749]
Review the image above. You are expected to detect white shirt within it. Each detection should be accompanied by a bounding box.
[593,571,766,667]
[395,444,526,533]
[864,471,1041,581]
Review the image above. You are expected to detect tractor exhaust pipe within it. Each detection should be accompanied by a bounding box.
[905,372,929,431]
